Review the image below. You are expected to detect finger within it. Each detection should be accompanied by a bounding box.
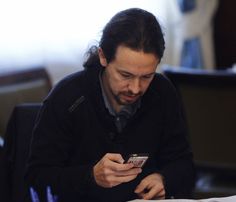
[115,167,142,177]
[143,187,165,200]
[134,179,148,194]
[108,160,135,172]
[135,173,164,194]
[137,187,165,200]
[155,189,165,200]
[104,153,136,171]
[105,153,124,164]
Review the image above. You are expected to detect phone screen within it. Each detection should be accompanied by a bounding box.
[125,153,149,168]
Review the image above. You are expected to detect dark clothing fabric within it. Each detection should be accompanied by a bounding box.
[26,66,195,202]
[0,104,41,202]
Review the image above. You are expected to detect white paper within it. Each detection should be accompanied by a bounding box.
[128,195,236,202]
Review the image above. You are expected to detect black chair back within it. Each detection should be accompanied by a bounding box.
[0,103,41,202]
[162,66,236,198]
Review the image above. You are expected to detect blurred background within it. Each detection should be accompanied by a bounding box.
[0,0,235,84]
[0,0,236,200]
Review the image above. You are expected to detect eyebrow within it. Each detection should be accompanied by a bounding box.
[118,70,155,77]
[142,72,156,77]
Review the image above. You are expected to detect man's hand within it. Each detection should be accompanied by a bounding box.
[93,153,142,188]
[134,173,165,200]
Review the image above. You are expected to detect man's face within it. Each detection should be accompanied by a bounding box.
[99,45,159,110]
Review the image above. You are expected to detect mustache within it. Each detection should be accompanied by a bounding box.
[122,91,142,97]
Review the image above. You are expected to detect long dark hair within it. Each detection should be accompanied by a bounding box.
[83,8,165,68]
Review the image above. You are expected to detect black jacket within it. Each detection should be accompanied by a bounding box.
[26,66,195,202]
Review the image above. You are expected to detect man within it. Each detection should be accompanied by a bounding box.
[26,8,195,202]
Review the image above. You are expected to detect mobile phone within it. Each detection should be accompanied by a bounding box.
[125,153,149,168]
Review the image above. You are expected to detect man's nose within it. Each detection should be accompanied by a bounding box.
[128,78,141,94]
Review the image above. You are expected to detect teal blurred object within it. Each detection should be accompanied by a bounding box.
[30,186,58,202]
[181,37,203,69]
[177,0,196,13]
[0,136,3,147]
[177,0,203,69]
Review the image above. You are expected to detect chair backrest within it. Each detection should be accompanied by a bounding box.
[161,66,236,171]
[0,67,51,138]
[0,103,41,202]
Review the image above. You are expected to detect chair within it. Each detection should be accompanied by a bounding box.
[161,66,236,199]
[0,67,52,139]
[0,103,41,202]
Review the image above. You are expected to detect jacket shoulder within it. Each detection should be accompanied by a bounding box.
[43,69,94,114]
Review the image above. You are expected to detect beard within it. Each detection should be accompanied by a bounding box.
[113,91,142,105]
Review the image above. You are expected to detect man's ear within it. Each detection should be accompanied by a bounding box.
[98,48,108,67]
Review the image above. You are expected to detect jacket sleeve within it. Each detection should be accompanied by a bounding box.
[25,93,96,199]
[157,77,196,199]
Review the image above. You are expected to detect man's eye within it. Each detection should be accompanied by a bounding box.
[121,73,132,78]
[142,75,153,79]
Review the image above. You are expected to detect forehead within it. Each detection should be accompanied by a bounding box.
[111,45,159,74]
